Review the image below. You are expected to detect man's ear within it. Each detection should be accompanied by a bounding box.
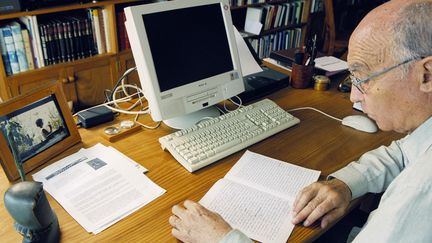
[420,56,432,92]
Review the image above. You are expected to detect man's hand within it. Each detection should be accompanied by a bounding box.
[170,200,232,243]
[291,179,352,229]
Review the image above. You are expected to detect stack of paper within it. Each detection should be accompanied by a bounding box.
[33,143,166,234]
[314,56,348,76]
[200,151,320,243]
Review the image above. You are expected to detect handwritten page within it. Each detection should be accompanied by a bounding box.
[200,150,320,243]
[201,180,294,243]
[226,151,320,201]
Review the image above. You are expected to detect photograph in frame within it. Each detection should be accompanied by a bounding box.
[0,83,81,181]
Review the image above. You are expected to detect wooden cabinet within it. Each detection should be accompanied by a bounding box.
[0,0,157,109]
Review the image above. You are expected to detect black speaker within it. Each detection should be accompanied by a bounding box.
[0,0,21,14]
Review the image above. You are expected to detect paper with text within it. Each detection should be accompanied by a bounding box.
[33,144,165,234]
[200,150,320,243]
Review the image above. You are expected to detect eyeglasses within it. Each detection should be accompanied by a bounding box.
[350,57,419,94]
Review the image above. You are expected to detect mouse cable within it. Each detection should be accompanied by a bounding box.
[287,107,342,122]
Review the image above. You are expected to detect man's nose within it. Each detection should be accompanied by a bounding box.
[350,85,364,103]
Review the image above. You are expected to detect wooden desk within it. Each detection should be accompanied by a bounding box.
[0,85,402,242]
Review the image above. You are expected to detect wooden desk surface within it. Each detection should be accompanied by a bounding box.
[0,85,402,243]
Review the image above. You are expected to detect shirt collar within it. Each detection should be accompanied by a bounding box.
[402,116,432,163]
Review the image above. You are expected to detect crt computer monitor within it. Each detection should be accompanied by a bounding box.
[124,0,245,129]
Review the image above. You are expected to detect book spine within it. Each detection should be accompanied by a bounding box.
[10,23,29,72]
[19,16,39,68]
[124,12,130,50]
[39,24,50,65]
[21,29,35,70]
[87,10,98,55]
[102,8,111,53]
[63,22,73,61]
[0,28,13,75]
[2,27,20,74]
[84,18,96,56]
[72,19,84,59]
[92,8,104,54]
[97,8,107,54]
[32,16,45,67]
[56,22,66,62]
[116,12,126,51]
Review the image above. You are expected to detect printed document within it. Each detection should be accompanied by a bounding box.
[33,143,165,234]
[200,150,320,243]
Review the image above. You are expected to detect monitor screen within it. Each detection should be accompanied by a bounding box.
[125,0,244,128]
[143,4,234,92]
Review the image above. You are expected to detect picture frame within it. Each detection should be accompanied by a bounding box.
[0,82,81,181]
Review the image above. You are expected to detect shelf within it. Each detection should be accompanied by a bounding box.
[4,53,116,81]
[0,0,143,20]
[243,22,306,38]
[230,0,288,10]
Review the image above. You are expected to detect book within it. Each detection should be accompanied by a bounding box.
[0,28,12,75]
[2,26,20,74]
[21,29,35,70]
[200,150,320,243]
[102,8,111,53]
[39,24,49,65]
[10,22,29,72]
[91,8,105,54]
[19,16,42,68]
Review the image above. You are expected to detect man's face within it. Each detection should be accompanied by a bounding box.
[347,29,421,133]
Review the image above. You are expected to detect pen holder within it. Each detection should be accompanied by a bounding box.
[291,63,314,89]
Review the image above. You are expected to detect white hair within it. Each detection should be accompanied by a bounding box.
[392,1,432,76]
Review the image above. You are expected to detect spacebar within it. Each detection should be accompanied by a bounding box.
[213,139,241,153]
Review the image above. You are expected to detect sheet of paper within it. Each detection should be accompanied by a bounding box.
[226,150,320,201]
[200,180,293,243]
[262,57,292,72]
[314,56,348,72]
[200,150,321,243]
[234,27,263,76]
[244,20,263,35]
[33,144,164,234]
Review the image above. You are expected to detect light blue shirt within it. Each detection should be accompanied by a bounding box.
[332,116,432,242]
[221,116,432,243]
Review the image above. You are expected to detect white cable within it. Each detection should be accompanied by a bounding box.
[288,107,343,122]
[73,95,134,117]
[224,95,243,112]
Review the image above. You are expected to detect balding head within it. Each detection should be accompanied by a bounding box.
[348,0,432,133]
[348,0,432,72]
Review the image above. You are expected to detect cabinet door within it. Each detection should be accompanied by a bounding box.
[117,51,140,88]
[68,57,116,108]
[6,68,77,104]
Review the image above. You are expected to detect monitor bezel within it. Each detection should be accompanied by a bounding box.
[125,0,244,122]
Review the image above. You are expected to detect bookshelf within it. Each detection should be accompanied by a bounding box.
[230,0,312,59]
[0,0,159,109]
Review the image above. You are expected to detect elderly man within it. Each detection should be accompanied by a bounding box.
[169,0,432,242]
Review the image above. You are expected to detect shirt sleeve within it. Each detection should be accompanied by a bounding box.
[352,182,432,242]
[329,139,406,199]
[219,229,253,243]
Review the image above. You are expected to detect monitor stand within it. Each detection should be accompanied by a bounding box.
[163,106,221,130]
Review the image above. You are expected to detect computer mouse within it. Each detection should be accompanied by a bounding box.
[341,115,378,133]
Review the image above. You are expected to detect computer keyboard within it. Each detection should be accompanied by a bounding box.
[159,99,300,172]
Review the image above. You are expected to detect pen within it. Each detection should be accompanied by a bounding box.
[309,34,317,66]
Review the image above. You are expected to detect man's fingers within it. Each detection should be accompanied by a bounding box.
[320,208,345,228]
[184,200,203,213]
[172,204,187,219]
[302,199,334,227]
[171,228,188,243]
[169,215,180,227]
[292,186,317,217]
[291,197,321,225]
